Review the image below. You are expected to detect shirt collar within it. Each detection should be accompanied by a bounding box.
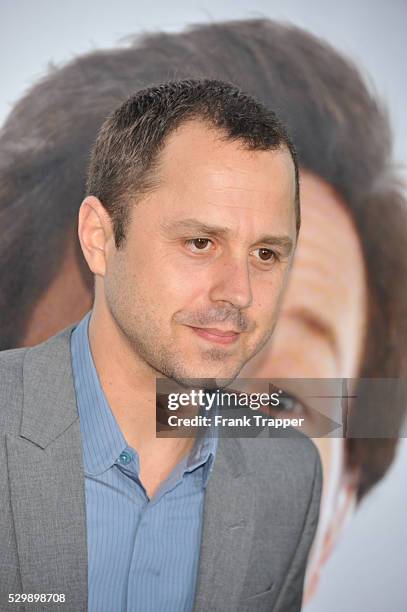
[185,425,217,488]
[71,311,217,484]
[71,312,127,476]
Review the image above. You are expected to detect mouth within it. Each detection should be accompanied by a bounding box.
[188,326,241,345]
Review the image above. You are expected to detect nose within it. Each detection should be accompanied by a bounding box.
[208,254,253,310]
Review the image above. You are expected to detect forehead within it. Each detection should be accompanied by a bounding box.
[277,172,367,376]
[148,120,297,237]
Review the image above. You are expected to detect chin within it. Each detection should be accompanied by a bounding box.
[169,364,242,390]
[160,345,250,388]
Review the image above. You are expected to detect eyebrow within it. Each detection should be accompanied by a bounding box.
[160,218,295,254]
[283,306,341,364]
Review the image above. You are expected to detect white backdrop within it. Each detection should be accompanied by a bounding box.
[1,1,406,610]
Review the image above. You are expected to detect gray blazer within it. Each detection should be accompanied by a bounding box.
[0,326,322,612]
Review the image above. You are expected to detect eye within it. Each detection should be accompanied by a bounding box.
[185,238,213,252]
[277,392,305,415]
[252,247,278,263]
[268,384,307,415]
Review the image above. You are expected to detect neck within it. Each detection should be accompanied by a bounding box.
[88,298,196,497]
[88,298,164,452]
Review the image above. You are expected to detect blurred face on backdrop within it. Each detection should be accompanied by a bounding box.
[241,170,368,602]
[79,120,297,385]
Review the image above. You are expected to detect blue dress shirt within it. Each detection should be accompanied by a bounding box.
[70,313,217,612]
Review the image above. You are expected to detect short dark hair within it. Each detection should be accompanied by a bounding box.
[0,20,406,498]
[86,78,299,247]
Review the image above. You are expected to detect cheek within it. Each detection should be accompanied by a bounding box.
[134,249,210,320]
[124,244,185,299]
[313,439,347,536]
[313,438,334,483]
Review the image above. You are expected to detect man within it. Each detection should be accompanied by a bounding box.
[0,19,405,603]
[0,79,322,612]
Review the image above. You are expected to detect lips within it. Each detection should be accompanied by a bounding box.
[189,326,241,345]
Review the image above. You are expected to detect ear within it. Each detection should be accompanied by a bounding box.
[78,196,114,277]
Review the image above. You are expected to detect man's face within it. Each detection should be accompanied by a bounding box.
[102,121,297,386]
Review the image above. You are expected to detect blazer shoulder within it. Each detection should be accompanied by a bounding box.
[0,346,28,433]
[0,323,76,435]
[238,429,321,482]
[0,345,28,374]
[219,434,322,536]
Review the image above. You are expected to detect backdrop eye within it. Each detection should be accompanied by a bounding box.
[277,392,305,415]
[278,394,296,411]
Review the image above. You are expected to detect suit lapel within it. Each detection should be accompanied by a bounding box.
[193,436,256,612]
[6,326,88,611]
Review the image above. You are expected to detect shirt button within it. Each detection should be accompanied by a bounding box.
[118,451,132,465]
